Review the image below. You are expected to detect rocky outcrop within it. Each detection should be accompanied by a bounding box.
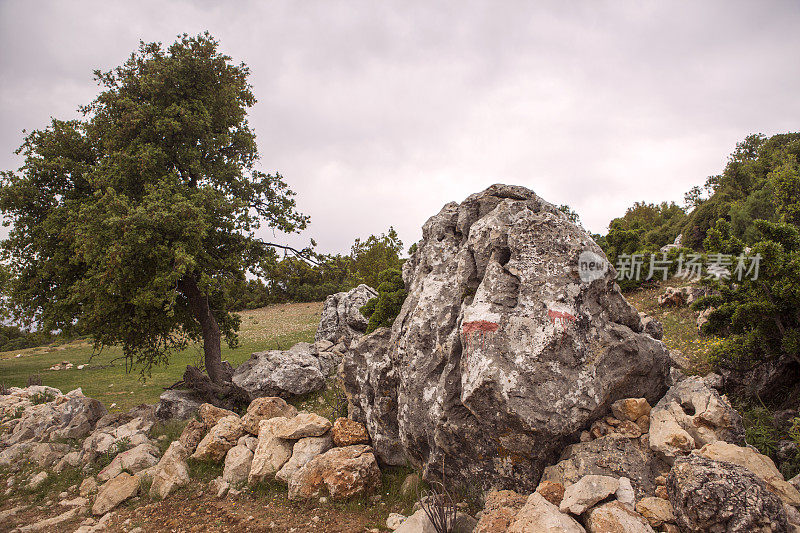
[649,376,744,463]
[232,343,325,399]
[315,284,378,345]
[668,454,790,532]
[343,184,671,491]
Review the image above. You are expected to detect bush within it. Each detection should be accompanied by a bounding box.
[361,269,407,334]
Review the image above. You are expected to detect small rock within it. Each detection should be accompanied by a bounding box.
[222,444,254,485]
[198,403,238,426]
[274,412,332,439]
[586,500,655,533]
[92,472,139,515]
[191,415,244,462]
[331,417,369,447]
[535,480,565,506]
[28,471,47,489]
[611,398,651,422]
[386,512,407,530]
[241,397,298,435]
[559,475,619,515]
[507,492,585,532]
[616,477,635,506]
[400,473,421,498]
[178,419,207,453]
[79,477,98,497]
[635,497,675,527]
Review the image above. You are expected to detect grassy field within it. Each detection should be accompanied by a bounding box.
[625,278,715,375]
[0,302,322,412]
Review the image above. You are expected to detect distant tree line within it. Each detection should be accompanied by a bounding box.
[228,228,405,309]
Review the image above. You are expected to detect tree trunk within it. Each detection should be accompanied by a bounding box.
[179,275,230,384]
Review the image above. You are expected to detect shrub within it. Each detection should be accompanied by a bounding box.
[361,269,407,334]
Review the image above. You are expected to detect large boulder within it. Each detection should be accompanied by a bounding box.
[232,343,325,399]
[649,376,744,463]
[315,284,378,345]
[155,389,203,420]
[342,184,671,491]
[668,454,790,532]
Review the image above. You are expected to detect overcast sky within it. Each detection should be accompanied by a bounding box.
[1,1,799,255]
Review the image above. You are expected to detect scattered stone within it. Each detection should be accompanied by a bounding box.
[233,343,326,399]
[616,477,635,506]
[28,471,48,489]
[150,441,191,499]
[155,389,203,420]
[635,497,675,527]
[394,508,477,533]
[97,443,160,482]
[276,434,333,483]
[79,477,98,497]
[241,396,298,435]
[191,415,244,462]
[315,284,377,345]
[331,417,370,447]
[559,475,619,515]
[248,417,293,484]
[198,403,237,426]
[386,512,407,530]
[535,480,565,506]
[288,444,380,500]
[696,440,800,507]
[178,419,207,453]
[611,398,651,422]
[507,492,586,532]
[668,454,790,532]
[15,507,83,532]
[60,496,89,508]
[92,472,139,515]
[209,476,230,498]
[586,501,655,533]
[649,376,744,463]
[274,412,332,439]
[474,489,529,533]
[222,444,254,485]
[542,435,667,500]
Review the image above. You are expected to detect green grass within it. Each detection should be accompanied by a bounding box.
[0,302,322,412]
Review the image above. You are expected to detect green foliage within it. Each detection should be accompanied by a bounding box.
[681,133,800,249]
[0,324,54,352]
[362,269,407,334]
[0,33,307,378]
[348,227,404,289]
[557,204,582,226]
[696,219,800,386]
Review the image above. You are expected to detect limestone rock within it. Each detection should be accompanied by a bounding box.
[97,443,160,482]
[79,477,98,497]
[287,444,380,500]
[191,415,244,462]
[474,489,529,533]
[640,314,664,340]
[178,419,207,453]
[635,497,675,528]
[616,477,635,506]
[559,475,619,515]
[343,185,670,491]
[536,480,566,506]
[331,417,370,447]
[248,417,293,484]
[649,376,744,463]
[611,398,651,422]
[149,441,191,499]
[586,501,655,533]
[274,412,331,439]
[241,397,297,435]
[394,508,477,533]
[276,434,333,483]
[232,343,325,399]
[155,389,203,420]
[222,444,254,485]
[315,284,378,345]
[542,435,668,500]
[198,403,237,426]
[507,492,586,532]
[29,442,71,468]
[28,471,47,489]
[386,512,407,530]
[92,472,139,515]
[696,441,800,507]
[668,454,789,532]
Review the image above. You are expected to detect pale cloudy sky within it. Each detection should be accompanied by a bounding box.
[1,1,799,254]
